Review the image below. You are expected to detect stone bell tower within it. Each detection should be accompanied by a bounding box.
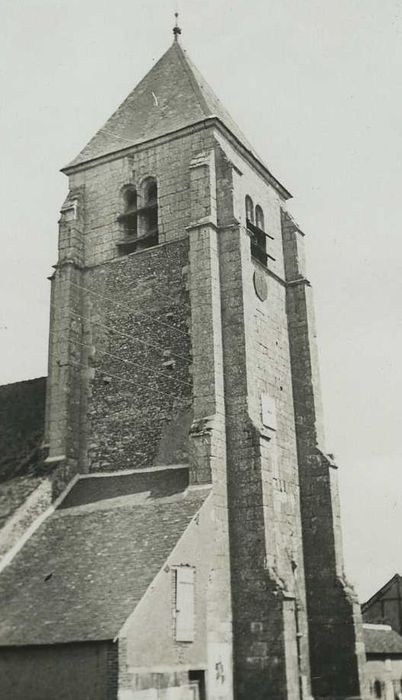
[45,25,367,700]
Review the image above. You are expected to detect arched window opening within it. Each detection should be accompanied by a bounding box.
[255,205,265,231]
[374,680,382,698]
[245,195,254,225]
[251,203,267,265]
[117,178,159,255]
[117,185,138,255]
[140,178,158,247]
[122,187,138,236]
[246,200,272,268]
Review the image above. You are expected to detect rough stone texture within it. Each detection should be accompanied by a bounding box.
[282,210,368,698]
[44,117,235,700]
[211,142,311,700]
[187,146,233,700]
[83,239,192,473]
[46,126,218,479]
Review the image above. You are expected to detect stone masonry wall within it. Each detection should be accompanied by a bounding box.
[47,127,218,475]
[68,129,216,267]
[187,146,233,700]
[282,210,368,698]
[214,138,311,700]
[83,239,192,472]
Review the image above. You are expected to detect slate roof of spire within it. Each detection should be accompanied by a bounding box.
[64,41,290,197]
[65,41,255,169]
[0,469,210,646]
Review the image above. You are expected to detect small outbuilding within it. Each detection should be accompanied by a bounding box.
[364,623,402,700]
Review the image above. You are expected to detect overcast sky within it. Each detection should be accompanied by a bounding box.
[0,0,401,601]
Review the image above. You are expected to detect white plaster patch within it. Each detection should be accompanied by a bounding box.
[261,393,277,431]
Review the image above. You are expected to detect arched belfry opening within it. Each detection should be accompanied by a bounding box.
[245,195,254,225]
[139,176,158,248]
[117,177,158,255]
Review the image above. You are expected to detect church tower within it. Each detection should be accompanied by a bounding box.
[45,26,367,700]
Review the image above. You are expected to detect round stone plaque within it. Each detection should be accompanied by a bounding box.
[253,269,268,301]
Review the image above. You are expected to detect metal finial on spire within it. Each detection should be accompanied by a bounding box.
[173,12,182,41]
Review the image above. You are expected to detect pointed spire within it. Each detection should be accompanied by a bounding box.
[173,12,182,41]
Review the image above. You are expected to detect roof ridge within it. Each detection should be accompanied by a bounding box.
[362,573,402,609]
[62,41,291,198]
[174,42,211,117]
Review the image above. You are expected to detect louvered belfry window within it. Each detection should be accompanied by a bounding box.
[175,566,195,642]
[245,197,275,268]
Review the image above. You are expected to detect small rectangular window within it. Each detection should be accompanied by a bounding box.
[175,566,195,642]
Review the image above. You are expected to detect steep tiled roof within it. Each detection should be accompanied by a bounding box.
[0,377,47,528]
[362,574,402,611]
[0,377,46,483]
[64,41,283,193]
[0,476,43,530]
[364,625,402,656]
[0,469,210,645]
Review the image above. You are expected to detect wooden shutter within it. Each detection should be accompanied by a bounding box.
[175,566,195,642]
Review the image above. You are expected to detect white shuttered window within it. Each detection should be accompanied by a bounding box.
[175,566,195,642]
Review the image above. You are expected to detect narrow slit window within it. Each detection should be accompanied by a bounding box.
[246,202,271,267]
[255,204,264,231]
[245,195,254,225]
[117,185,138,254]
[374,680,382,698]
[175,566,195,642]
[139,177,158,248]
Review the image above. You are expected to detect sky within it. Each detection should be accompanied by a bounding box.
[0,0,401,601]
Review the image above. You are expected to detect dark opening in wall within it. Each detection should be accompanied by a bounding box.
[117,185,138,255]
[374,680,382,698]
[189,670,206,700]
[139,177,158,249]
[245,196,275,268]
[117,177,159,255]
[245,194,254,224]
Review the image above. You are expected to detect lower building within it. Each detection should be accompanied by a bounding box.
[0,464,212,700]
[364,624,402,700]
[363,575,402,636]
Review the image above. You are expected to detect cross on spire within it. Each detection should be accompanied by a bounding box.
[173,12,182,41]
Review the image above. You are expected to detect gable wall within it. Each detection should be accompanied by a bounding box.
[118,495,232,700]
[364,579,402,634]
